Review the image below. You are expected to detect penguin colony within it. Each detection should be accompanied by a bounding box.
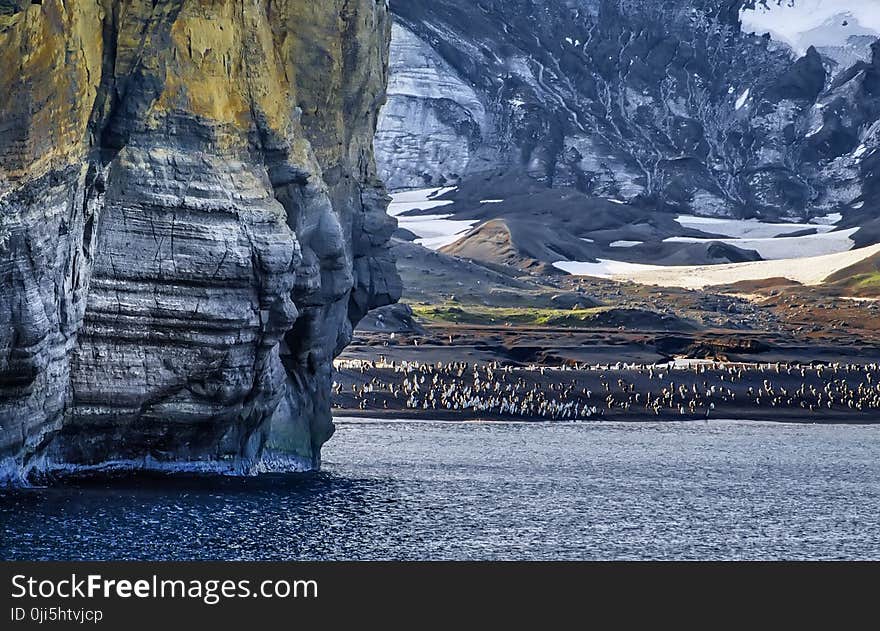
[333,360,880,420]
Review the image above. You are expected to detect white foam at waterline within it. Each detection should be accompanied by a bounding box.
[253,451,315,474]
[24,454,262,482]
[0,450,321,486]
[0,456,27,487]
[480,199,504,204]
[554,259,667,278]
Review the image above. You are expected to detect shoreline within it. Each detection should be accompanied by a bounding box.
[333,408,880,425]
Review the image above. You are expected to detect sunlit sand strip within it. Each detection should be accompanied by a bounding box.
[554,244,880,289]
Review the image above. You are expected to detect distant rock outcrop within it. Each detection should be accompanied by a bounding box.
[0,0,400,483]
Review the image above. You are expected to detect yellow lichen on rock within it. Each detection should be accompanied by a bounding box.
[164,18,248,127]
[269,0,391,179]
[0,0,103,182]
[273,1,346,165]
[139,0,303,154]
[0,0,400,481]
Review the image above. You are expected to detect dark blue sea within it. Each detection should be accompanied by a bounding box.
[2,419,880,560]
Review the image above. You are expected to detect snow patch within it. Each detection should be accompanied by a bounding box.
[554,259,663,279]
[555,244,880,289]
[389,188,477,250]
[813,212,843,225]
[675,215,835,239]
[740,1,880,57]
[8,452,283,486]
[735,88,751,110]
[609,240,643,248]
[388,187,457,216]
[410,216,480,250]
[664,227,859,260]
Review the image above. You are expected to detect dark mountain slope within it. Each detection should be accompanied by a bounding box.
[377,0,880,223]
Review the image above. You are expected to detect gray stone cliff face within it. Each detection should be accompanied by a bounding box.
[376,0,880,221]
[0,0,400,483]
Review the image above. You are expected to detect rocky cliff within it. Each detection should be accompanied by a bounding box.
[0,0,400,483]
[376,0,880,222]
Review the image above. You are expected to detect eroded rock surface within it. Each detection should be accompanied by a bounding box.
[376,0,880,221]
[0,0,400,482]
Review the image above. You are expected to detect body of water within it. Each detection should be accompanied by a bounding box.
[2,419,879,560]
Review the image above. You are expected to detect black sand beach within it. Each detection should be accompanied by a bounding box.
[333,358,880,423]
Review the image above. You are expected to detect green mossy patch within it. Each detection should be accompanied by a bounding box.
[410,304,613,327]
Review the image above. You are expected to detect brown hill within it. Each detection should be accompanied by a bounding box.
[824,252,880,296]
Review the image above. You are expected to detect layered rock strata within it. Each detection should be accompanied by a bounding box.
[0,0,400,482]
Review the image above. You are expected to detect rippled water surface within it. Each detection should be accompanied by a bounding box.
[3,420,880,560]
